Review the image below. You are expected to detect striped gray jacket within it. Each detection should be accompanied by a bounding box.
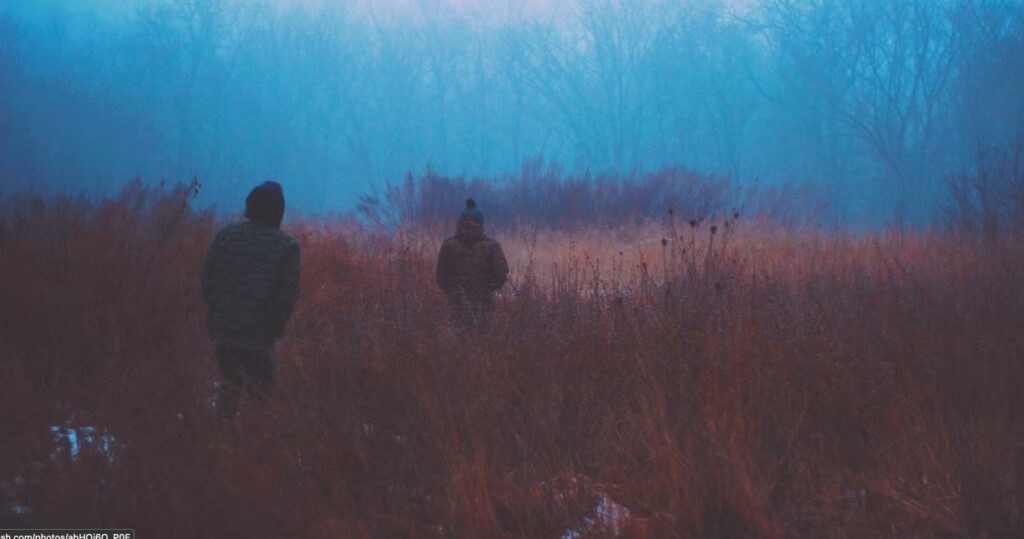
[201,221,300,350]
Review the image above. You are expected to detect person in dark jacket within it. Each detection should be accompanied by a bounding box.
[436,199,509,326]
[201,181,300,418]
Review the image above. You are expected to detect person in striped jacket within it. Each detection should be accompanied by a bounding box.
[201,181,300,418]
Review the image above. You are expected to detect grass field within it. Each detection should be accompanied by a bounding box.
[1,181,1023,537]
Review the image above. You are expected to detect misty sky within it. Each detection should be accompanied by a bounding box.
[1,0,1022,224]
[1,0,568,22]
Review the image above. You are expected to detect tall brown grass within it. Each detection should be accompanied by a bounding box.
[1,181,1022,537]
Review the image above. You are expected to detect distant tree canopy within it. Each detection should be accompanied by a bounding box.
[1,0,1022,225]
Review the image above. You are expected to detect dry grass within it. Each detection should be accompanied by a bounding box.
[1,182,1023,537]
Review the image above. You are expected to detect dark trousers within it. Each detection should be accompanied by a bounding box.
[215,345,275,419]
[447,293,495,329]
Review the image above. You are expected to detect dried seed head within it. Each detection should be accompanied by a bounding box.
[661,238,668,247]
[668,208,674,216]
[733,211,740,220]
[688,219,698,228]
[710,225,718,234]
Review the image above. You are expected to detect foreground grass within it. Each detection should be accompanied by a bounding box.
[1,183,1022,537]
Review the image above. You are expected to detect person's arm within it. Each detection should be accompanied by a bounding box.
[489,241,509,291]
[271,240,301,338]
[437,241,454,294]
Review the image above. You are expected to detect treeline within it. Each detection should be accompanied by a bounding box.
[356,160,829,229]
[0,0,1023,222]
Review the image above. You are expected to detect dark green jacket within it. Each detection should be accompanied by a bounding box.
[201,221,300,350]
[436,220,509,304]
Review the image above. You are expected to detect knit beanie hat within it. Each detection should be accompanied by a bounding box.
[245,181,285,227]
[459,199,484,225]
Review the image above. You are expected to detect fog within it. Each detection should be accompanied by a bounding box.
[1,0,1022,224]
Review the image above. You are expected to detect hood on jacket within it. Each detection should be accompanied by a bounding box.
[245,181,285,227]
